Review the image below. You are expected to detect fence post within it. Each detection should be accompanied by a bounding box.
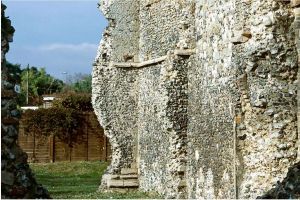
[49,135,55,163]
[33,132,36,162]
[86,113,89,161]
[69,146,72,162]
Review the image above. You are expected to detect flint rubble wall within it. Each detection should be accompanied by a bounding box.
[92,0,299,198]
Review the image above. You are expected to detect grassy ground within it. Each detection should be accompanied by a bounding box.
[30,161,161,199]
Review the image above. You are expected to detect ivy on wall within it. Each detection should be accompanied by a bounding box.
[22,93,94,147]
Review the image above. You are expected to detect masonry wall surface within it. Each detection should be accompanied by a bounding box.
[233,1,299,198]
[137,1,193,198]
[92,0,299,198]
[92,0,140,178]
[187,0,237,198]
[137,62,171,194]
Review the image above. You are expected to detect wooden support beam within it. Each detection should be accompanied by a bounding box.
[111,55,167,68]
[110,48,195,68]
[174,49,196,56]
[49,135,55,163]
[111,62,139,68]
[138,55,167,67]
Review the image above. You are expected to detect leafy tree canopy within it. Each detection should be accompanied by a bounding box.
[20,66,64,105]
[62,73,92,94]
[72,75,92,93]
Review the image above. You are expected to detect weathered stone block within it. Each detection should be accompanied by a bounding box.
[107,179,124,188]
[291,0,300,7]
[123,179,139,187]
[120,168,138,175]
[119,174,138,179]
[106,174,120,180]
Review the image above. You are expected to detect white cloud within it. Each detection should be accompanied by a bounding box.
[7,43,98,78]
[37,43,98,52]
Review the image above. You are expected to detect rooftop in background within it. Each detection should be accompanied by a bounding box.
[42,96,56,101]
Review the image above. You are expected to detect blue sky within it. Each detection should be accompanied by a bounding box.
[3,0,107,81]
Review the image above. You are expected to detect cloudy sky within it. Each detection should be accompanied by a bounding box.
[3,0,107,81]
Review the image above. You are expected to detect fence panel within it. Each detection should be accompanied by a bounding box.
[18,112,111,163]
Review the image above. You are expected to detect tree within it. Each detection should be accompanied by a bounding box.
[62,73,92,94]
[20,66,64,105]
[72,75,92,93]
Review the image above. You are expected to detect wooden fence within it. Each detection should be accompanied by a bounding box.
[18,112,112,163]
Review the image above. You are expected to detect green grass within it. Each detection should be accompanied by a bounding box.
[30,161,161,199]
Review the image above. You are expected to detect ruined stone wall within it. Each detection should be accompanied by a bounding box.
[294,0,300,164]
[137,62,171,194]
[137,56,191,198]
[93,0,299,198]
[187,0,237,198]
[137,1,194,198]
[187,0,299,199]
[233,1,299,198]
[1,3,50,198]
[92,0,140,177]
[139,0,193,59]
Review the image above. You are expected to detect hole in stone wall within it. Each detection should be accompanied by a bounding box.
[238,134,247,140]
[102,53,108,61]
[123,54,134,62]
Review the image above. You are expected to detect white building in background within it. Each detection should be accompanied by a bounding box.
[20,106,39,111]
[42,95,57,108]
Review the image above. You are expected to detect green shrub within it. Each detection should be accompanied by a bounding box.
[53,93,93,112]
[22,107,85,147]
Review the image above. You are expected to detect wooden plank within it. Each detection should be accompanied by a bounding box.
[49,135,54,162]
